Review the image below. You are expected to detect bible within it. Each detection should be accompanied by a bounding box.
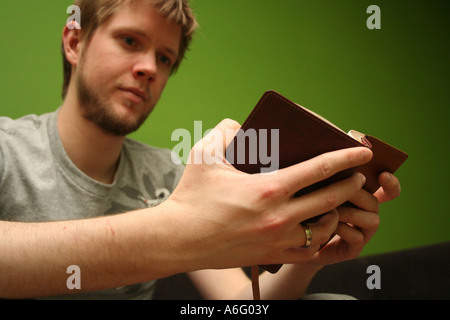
[226,91,408,275]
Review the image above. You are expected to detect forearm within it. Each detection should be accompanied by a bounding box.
[255,263,323,300]
[0,202,195,299]
[189,263,323,300]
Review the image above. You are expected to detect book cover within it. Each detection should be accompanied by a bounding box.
[226,91,408,273]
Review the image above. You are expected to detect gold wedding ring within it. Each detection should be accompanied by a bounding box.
[302,224,313,248]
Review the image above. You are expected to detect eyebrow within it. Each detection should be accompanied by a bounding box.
[112,26,179,58]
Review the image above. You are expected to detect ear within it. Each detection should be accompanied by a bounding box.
[62,22,83,67]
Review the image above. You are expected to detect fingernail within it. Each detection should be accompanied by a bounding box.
[384,173,391,184]
[359,173,366,186]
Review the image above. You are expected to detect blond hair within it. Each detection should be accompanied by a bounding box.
[62,0,198,99]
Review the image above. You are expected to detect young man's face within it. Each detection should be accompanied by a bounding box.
[75,1,181,136]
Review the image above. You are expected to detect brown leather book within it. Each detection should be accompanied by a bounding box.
[226,91,408,274]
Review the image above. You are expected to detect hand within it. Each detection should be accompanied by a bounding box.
[306,187,380,266]
[167,119,374,270]
[303,171,401,266]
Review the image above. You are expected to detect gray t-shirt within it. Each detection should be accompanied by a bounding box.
[0,110,184,299]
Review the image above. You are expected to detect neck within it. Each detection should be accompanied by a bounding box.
[57,101,125,185]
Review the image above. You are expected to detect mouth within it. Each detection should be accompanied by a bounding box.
[119,87,149,104]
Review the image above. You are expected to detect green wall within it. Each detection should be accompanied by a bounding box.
[0,0,448,256]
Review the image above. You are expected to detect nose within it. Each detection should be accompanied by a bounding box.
[133,53,157,82]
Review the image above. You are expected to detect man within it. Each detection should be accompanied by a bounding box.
[0,0,400,299]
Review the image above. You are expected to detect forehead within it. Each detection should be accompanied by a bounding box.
[96,1,182,54]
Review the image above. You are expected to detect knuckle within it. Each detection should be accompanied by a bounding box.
[317,229,333,245]
[324,189,340,210]
[319,225,338,244]
[312,211,339,244]
[260,184,279,200]
[262,214,286,233]
[355,231,365,244]
[353,236,366,254]
[257,185,277,202]
[369,214,381,231]
[372,198,380,214]
[258,180,288,201]
[329,208,340,221]
[315,157,334,179]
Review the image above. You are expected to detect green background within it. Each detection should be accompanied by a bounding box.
[0,0,448,256]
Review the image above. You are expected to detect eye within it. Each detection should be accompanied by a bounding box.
[121,36,138,48]
[158,54,172,67]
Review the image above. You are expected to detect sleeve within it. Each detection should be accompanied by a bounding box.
[0,133,4,183]
[0,118,10,183]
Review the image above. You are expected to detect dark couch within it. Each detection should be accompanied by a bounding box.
[153,241,450,300]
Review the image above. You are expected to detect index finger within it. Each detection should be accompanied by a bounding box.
[277,147,373,196]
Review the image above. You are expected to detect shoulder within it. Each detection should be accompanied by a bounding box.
[0,112,54,147]
[0,113,51,133]
[0,112,55,183]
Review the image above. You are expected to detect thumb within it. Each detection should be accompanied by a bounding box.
[214,118,242,150]
[190,119,241,165]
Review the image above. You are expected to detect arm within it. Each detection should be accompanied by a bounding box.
[0,205,199,299]
[189,263,323,300]
[0,119,373,299]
